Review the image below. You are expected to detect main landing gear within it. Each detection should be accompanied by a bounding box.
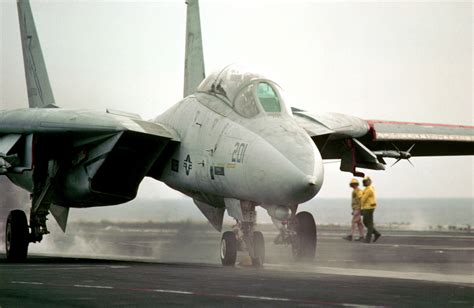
[5,207,51,263]
[5,210,29,262]
[5,160,57,262]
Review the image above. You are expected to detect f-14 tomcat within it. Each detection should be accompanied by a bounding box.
[1,0,473,265]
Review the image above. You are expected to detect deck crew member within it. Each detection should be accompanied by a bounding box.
[343,178,365,241]
[361,176,381,243]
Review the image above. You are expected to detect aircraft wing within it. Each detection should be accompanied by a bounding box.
[292,107,474,176]
[0,108,178,139]
[0,108,180,206]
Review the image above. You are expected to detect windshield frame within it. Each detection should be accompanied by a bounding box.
[230,79,286,118]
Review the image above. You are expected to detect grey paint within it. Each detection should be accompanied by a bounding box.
[0,108,178,140]
[183,0,205,98]
[372,122,474,142]
[17,0,55,108]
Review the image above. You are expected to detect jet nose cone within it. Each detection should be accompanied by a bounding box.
[273,143,324,204]
[284,132,324,204]
[241,119,324,205]
[292,160,324,204]
[243,136,323,205]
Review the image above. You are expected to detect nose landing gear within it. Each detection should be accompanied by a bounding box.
[220,229,265,267]
[220,227,266,267]
[220,202,265,267]
[220,231,237,266]
[251,230,265,266]
[274,210,317,262]
[292,211,317,261]
[219,201,316,267]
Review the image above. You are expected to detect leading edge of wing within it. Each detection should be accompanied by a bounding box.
[0,108,180,141]
[291,108,369,138]
[367,120,474,142]
[292,106,473,143]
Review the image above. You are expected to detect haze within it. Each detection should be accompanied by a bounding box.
[1,0,472,200]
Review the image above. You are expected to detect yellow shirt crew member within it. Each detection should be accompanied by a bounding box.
[361,176,381,243]
[344,178,365,241]
[361,184,376,210]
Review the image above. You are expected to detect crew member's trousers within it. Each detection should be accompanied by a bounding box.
[351,209,364,238]
[362,209,380,242]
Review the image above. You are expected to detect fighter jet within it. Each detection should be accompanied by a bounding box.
[1,0,473,265]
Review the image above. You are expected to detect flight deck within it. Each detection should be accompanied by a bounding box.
[1,225,472,307]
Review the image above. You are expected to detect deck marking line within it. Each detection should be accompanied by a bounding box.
[73,284,114,289]
[11,281,44,285]
[15,266,106,271]
[153,289,193,295]
[265,264,474,285]
[236,295,290,302]
[138,287,383,307]
[10,280,385,307]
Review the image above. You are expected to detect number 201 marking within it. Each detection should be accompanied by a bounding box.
[232,142,248,163]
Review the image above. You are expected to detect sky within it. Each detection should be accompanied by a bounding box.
[0,0,473,200]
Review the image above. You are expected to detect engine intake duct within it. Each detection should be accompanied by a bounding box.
[63,131,168,207]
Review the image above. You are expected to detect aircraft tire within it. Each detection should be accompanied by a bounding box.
[293,211,316,262]
[251,231,265,267]
[220,231,237,266]
[5,210,29,262]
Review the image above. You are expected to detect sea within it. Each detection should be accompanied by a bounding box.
[68,198,474,230]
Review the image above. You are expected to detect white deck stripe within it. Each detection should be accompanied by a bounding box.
[9,281,380,307]
[73,284,114,289]
[236,295,290,302]
[11,281,44,285]
[22,266,105,271]
[153,289,193,295]
[266,264,474,285]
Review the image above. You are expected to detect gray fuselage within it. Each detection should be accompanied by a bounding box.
[155,89,324,207]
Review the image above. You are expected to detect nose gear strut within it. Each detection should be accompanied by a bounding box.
[272,205,317,262]
[220,201,265,267]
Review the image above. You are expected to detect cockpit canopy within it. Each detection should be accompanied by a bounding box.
[197,65,287,118]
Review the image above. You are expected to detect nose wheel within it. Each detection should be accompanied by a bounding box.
[292,211,317,261]
[273,210,317,262]
[5,210,29,262]
[220,230,265,267]
[251,231,265,266]
[220,231,238,266]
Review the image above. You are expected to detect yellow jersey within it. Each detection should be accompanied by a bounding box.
[351,188,362,210]
[361,185,377,210]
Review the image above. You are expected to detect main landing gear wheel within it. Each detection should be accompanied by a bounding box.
[220,231,237,266]
[5,210,29,262]
[251,231,265,267]
[293,211,316,262]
